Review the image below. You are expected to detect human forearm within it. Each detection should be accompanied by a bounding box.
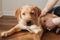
[43,0,58,12]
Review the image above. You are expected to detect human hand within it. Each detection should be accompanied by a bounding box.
[38,9,48,23]
[40,9,47,17]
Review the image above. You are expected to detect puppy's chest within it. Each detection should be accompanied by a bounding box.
[18,21,27,29]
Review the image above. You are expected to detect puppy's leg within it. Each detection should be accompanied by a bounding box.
[34,29,43,40]
[29,25,43,40]
[52,17,60,34]
[56,28,60,34]
[1,24,22,37]
[52,17,60,25]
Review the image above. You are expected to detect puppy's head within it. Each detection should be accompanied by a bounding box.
[14,5,41,26]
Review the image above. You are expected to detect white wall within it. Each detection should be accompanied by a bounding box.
[0,0,3,17]
[2,0,60,16]
[0,0,2,11]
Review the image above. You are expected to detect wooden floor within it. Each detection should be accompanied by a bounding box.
[0,16,60,40]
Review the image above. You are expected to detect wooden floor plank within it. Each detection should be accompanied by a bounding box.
[0,16,60,40]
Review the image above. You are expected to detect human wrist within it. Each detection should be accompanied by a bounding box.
[42,8,49,13]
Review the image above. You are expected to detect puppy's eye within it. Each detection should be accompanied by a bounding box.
[31,12,34,15]
[30,11,35,15]
[23,13,25,15]
[30,12,35,15]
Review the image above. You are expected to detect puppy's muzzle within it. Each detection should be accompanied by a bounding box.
[27,20,32,26]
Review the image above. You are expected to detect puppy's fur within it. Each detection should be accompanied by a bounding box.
[39,13,60,33]
[1,5,60,40]
[1,5,43,40]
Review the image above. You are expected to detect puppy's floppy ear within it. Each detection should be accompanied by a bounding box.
[34,7,41,17]
[14,8,22,22]
[33,6,41,25]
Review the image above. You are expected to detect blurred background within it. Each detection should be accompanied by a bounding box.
[0,0,60,16]
[0,0,60,40]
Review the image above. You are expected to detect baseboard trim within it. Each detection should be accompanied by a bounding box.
[0,11,3,17]
[3,11,14,16]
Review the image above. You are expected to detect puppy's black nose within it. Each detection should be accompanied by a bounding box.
[27,20,31,24]
[27,20,32,26]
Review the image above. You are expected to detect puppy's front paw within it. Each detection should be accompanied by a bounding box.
[56,28,60,34]
[1,31,8,37]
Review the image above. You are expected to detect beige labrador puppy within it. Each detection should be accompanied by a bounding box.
[1,5,43,40]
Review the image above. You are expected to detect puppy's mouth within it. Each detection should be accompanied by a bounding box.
[26,20,33,26]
